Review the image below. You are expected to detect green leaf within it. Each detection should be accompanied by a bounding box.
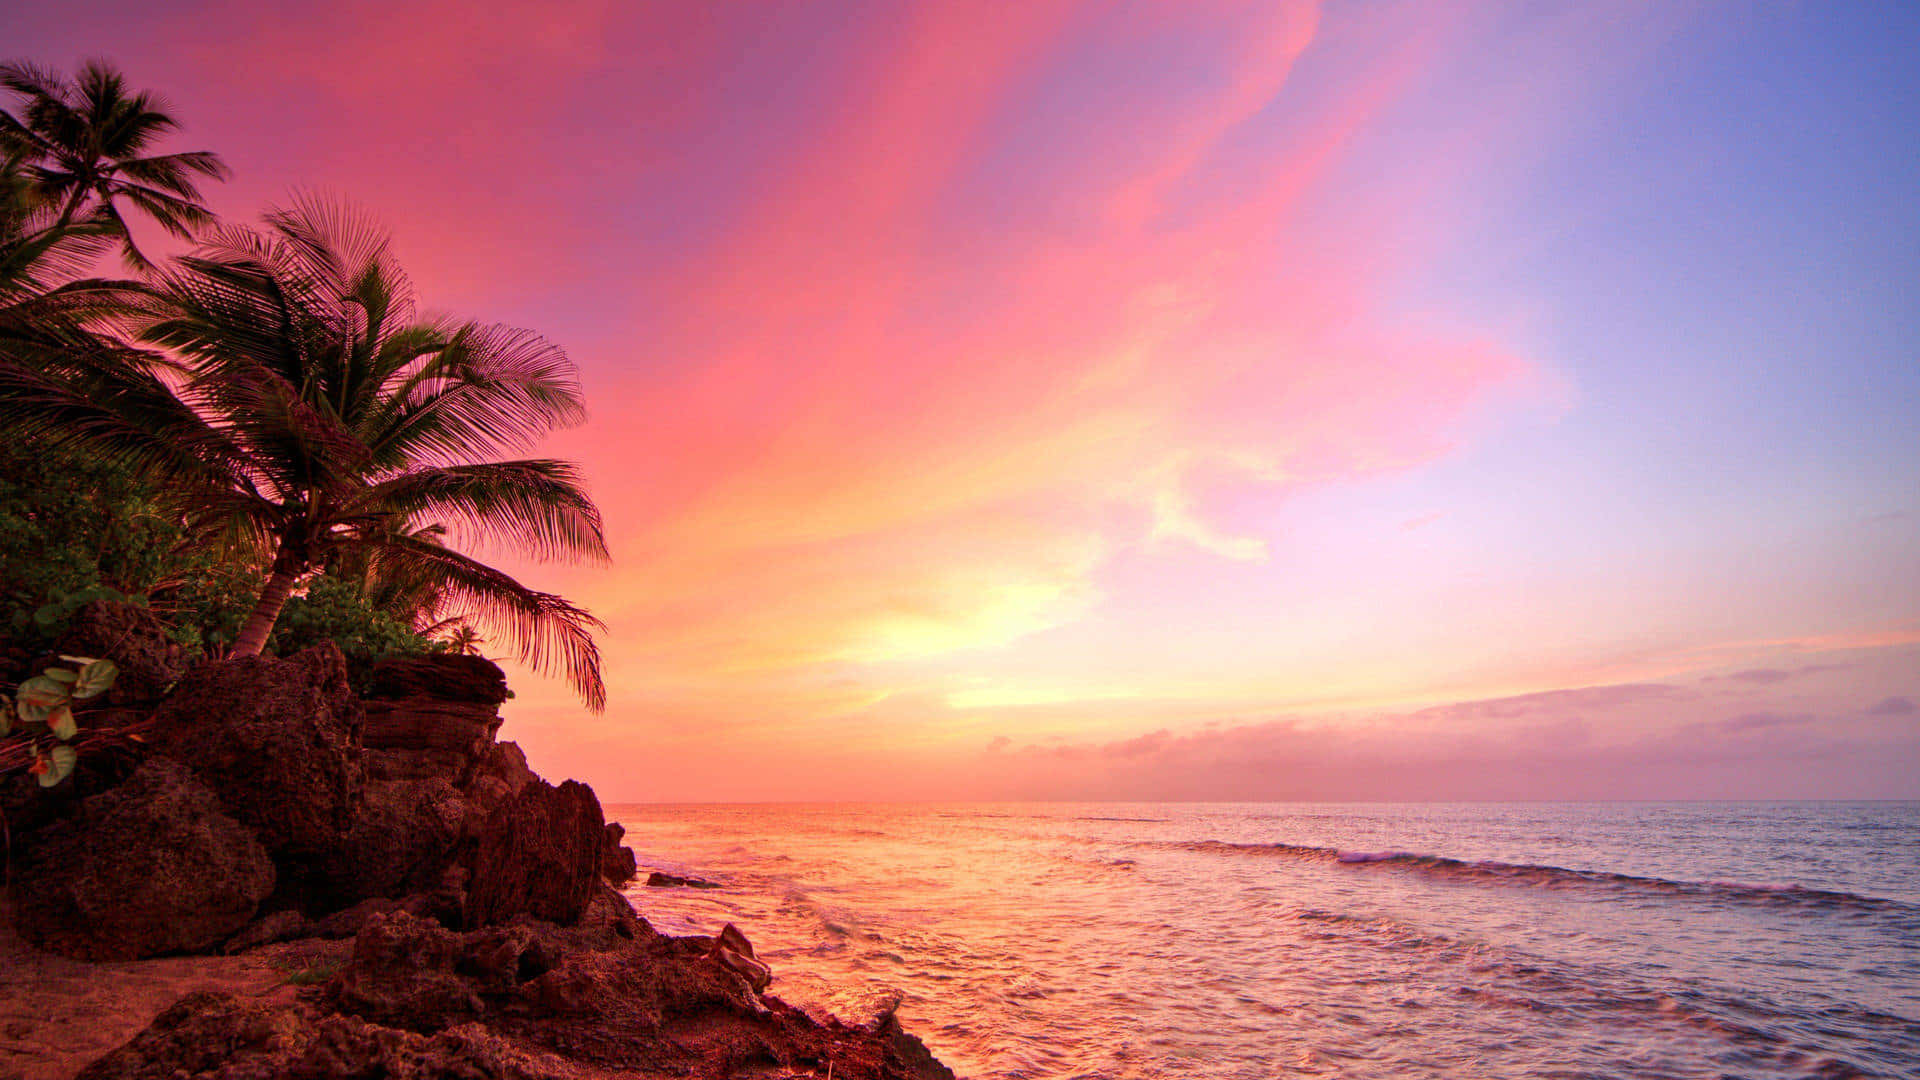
[16,694,49,727]
[16,675,71,709]
[43,668,79,684]
[48,704,76,741]
[70,659,119,700]
[38,745,77,787]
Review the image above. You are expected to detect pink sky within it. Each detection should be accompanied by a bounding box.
[13,0,1918,799]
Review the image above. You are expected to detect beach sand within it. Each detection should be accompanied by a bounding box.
[0,903,344,1080]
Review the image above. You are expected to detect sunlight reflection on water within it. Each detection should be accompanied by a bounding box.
[612,801,1920,1079]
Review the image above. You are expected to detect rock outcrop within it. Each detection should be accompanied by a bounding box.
[646,871,723,889]
[600,822,638,885]
[13,758,275,960]
[73,990,582,1080]
[323,777,468,906]
[149,644,364,887]
[363,653,510,705]
[79,908,956,1080]
[468,739,537,805]
[8,639,952,1079]
[464,779,607,929]
[7,646,639,946]
[51,600,187,707]
[359,654,509,784]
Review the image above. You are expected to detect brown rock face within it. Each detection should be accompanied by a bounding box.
[600,821,638,885]
[322,778,468,907]
[79,906,959,1079]
[150,644,364,881]
[364,654,510,705]
[466,740,537,811]
[464,780,606,929]
[358,656,507,785]
[477,741,535,791]
[323,909,953,1079]
[14,758,275,960]
[74,990,585,1080]
[360,695,503,782]
[51,600,185,706]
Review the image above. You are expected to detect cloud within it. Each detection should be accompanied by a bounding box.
[36,0,1910,803]
[1868,696,1916,716]
[1715,712,1814,733]
[971,699,1917,801]
[1717,663,1848,686]
[545,0,1541,704]
[1414,682,1690,723]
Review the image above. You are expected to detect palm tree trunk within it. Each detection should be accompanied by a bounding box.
[230,549,303,657]
[53,184,91,231]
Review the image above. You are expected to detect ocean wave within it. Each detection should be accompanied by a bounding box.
[1174,839,1343,860]
[1161,840,1913,913]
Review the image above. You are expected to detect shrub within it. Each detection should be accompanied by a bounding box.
[1,654,119,787]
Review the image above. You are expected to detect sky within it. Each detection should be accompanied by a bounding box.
[8,0,1918,800]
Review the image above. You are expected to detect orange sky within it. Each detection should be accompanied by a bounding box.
[13,0,1918,798]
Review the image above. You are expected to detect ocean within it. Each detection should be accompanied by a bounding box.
[607,802,1920,1079]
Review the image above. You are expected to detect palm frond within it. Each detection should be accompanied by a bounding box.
[363,321,587,467]
[372,534,607,711]
[357,459,609,562]
[0,344,248,493]
[112,149,229,194]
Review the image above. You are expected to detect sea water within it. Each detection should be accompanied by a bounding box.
[608,802,1920,1079]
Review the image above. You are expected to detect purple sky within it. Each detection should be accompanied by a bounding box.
[9,0,1917,799]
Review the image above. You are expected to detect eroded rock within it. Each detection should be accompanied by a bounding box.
[15,758,275,960]
[322,777,467,908]
[223,908,315,954]
[646,871,722,889]
[600,821,638,885]
[363,654,509,705]
[74,990,583,1080]
[51,600,185,706]
[463,780,605,929]
[150,644,364,881]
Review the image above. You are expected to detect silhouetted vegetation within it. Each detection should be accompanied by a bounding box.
[0,59,608,709]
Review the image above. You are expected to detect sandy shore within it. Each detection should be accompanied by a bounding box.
[0,903,346,1080]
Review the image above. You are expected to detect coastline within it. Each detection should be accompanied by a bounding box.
[0,900,318,1080]
[0,608,955,1080]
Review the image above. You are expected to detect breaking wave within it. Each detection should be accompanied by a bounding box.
[1163,839,1914,914]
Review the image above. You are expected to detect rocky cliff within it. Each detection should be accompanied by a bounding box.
[1,603,953,1080]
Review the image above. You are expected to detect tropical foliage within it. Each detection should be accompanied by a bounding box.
[269,574,439,671]
[0,439,254,651]
[2,654,119,786]
[0,59,609,713]
[0,60,228,269]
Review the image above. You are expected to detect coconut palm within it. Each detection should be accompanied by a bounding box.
[0,146,144,392]
[441,623,486,657]
[0,60,229,269]
[0,196,610,708]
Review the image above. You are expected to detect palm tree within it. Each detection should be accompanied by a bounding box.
[441,623,486,657]
[0,60,229,270]
[0,147,142,388]
[0,196,611,709]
